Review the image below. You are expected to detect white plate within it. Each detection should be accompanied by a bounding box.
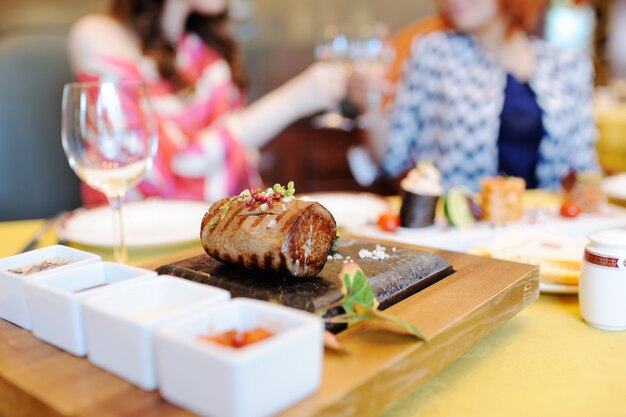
[299,192,390,229]
[540,282,578,295]
[57,199,209,248]
[603,174,626,201]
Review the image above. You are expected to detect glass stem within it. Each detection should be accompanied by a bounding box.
[109,193,127,263]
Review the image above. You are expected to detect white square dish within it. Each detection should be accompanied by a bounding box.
[82,275,230,391]
[0,245,100,329]
[154,298,324,417]
[25,262,156,356]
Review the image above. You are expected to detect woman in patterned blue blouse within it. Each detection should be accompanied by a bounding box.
[350,0,598,192]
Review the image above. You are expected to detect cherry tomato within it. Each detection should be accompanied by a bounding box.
[560,201,581,218]
[377,213,400,232]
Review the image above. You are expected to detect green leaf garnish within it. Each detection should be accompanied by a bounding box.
[320,263,428,350]
[353,304,427,340]
[339,264,379,315]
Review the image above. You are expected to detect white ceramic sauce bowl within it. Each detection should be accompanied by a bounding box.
[0,245,101,329]
[25,262,156,355]
[154,298,324,417]
[82,275,230,390]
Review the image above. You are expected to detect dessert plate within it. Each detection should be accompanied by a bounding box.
[602,174,626,201]
[468,231,586,293]
[56,199,208,248]
[299,192,391,229]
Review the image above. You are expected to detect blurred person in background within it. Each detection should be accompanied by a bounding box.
[349,0,598,192]
[608,0,626,81]
[68,0,346,205]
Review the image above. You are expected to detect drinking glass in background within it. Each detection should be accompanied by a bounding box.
[311,24,356,131]
[61,81,158,263]
[351,22,395,128]
[337,23,395,187]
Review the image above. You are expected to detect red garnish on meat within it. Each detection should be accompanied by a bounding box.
[244,189,285,208]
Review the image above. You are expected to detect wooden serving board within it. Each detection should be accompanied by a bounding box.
[157,239,453,314]
[0,241,539,417]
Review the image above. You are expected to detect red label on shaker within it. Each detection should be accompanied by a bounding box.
[584,249,623,269]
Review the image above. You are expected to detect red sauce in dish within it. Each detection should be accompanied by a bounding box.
[198,328,273,348]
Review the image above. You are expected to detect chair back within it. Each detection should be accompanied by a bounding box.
[0,27,81,220]
[388,16,447,87]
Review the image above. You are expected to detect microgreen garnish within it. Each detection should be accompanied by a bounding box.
[319,263,427,351]
[219,201,233,219]
[209,196,238,228]
[209,182,296,229]
[273,181,295,199]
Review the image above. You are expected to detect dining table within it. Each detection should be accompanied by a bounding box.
[1,199,626,417]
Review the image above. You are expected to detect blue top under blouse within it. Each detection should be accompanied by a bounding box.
[497,73,545,189]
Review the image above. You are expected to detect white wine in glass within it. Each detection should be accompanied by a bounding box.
[61,81,158,263]
[352,22,395,127]
[311,24,356,131]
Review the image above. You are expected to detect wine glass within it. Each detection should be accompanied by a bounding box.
[311,24,356,131]
[351,22,395,128]
[61,81,158,263]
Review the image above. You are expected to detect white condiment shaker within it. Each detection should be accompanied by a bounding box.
[579,229,626,331]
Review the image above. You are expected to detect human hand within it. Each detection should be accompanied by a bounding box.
[221,61,347,148]
[348,65,394,115]
[286,61,348,117]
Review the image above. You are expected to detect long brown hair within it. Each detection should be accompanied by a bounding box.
[496,0,549,35]
[110,0,246,91]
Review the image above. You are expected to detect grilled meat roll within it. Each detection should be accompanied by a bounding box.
[201,197,337,277]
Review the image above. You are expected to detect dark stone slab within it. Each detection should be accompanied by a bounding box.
[157,239,453,314]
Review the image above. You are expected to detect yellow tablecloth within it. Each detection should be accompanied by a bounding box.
[0,219,60,256]
[384,295,626,417]
[0,218,201,266]
[1,220,625,417]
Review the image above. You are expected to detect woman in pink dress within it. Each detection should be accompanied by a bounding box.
[68,0,346,205]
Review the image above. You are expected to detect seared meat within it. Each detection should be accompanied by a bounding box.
[201,198,337,277]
